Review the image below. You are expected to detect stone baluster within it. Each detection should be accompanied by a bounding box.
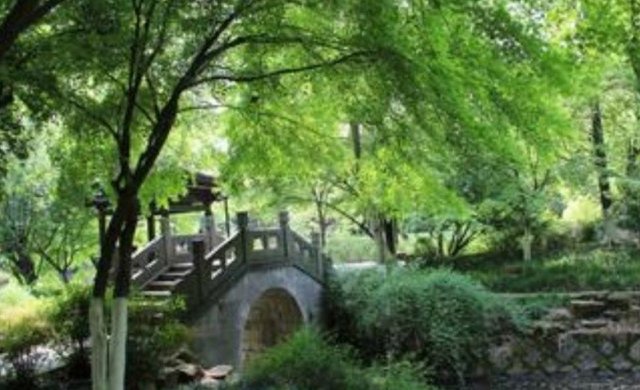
[279,210,290,261]
[192,238,206,304]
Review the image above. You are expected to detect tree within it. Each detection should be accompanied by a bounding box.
[0,137,94,285]
[46,1,438,389]
[218,0,575,264]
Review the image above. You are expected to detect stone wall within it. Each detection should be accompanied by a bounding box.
[490,328,640,375]
[488,291,640,377]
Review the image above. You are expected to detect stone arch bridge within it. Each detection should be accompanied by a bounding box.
[128,211,329,368]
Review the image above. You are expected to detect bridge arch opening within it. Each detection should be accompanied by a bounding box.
[241,288,304,364]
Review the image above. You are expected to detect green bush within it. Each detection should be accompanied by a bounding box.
[49,283,91,378]
[327,268,525,385]
[229,328,435,390]
[0,303,52,388]
[126,296,192,389]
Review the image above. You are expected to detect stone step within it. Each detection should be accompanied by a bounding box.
[146,279,181,290]
[140,290,172,298]
[169,262,193,271]
[157,269,192,280]
[570,299,607,319]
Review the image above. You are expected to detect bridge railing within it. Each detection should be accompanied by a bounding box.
[131,235,166,287]
[131,231,224,289]
[175,211,330,311]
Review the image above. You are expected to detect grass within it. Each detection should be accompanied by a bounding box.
[459,247,640,293]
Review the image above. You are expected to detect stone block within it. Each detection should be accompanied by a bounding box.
[628,339,640,362]
[611,354,632,371]
[489,344,514,371]
[576,345,599,371]
[599,340,616,356]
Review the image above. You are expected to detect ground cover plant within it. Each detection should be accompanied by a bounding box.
[460,248,640,293]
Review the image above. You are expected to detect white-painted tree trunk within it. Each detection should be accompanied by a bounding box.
[108,298,128,390]
[90,298,108,390]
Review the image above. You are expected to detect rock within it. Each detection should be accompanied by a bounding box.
[628,339,640,362]
[199,377,221,388]
[599,340,616,356]
[490,344,515,371]
[168,347,198,364]
[545,308,573,323]
[534,320,568,334]
[204,364,233,379]
[623,306,640,324]
[570,300,606,319]
[176,362,204,381]
[611,354,633,371]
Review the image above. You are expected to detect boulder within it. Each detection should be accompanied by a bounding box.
[200,377,221,388]
[168,347,199,364]
[176,362,204,380]
[204,364,234,379]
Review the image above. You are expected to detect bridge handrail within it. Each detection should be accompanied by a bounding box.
[131,236,166,287]
[133,211,331,313]
[174,232,242,311]
[205,231,241,263]
[132,236,165,267]
[289,231,324,280]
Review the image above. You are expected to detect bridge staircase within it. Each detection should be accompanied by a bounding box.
[129,211,330,313]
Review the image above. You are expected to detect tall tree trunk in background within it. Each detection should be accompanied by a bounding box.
[314,195,328,247]
[591,101,613,216]
[350,122,362,161]
[383,218,397,255]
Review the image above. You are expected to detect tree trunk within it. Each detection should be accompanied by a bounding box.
[109,202,137,390]
[382,218,397,255]
[0,0,65,62]
[90,298,108,390]
[521,228,533,262]
[591,101,613,216]
[108,298,128,390]
[90,195,131,390]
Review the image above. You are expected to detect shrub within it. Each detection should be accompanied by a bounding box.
[126,295,192,389]
[327,268,525,385]
[49,283,92,378]
[0,301,52,388]
[230,328,435,390]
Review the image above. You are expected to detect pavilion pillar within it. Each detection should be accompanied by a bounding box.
[202,203,216,251]
[146,215,156,241]
[223,196,231,237]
